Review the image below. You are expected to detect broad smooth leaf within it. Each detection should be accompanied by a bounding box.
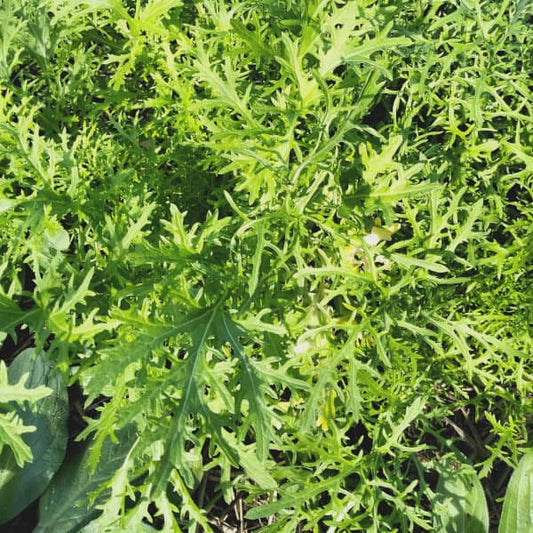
[432,459,489,533]
[499,452,533,533]
[35,425,138,533]
[0,349,68,526]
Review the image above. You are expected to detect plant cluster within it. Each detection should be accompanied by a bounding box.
[0,0,531,531]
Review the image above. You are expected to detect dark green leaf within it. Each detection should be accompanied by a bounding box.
[0,348,68,525]
[35,425,138,533]
[0,295,29,338]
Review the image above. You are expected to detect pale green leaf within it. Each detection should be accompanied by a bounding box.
[499,452,533,533]
[390,253,450,273]
[433,460,489,533]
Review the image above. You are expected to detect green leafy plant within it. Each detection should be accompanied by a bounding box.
[0,355,52,469]
[432,458,489,533]
[499,451,533,533]
[0,348,67,525]
[0,0,531,530]
[432,452,533,533]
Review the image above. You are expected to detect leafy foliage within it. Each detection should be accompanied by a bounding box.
[0,0,531,530]
[0,352,53,469]
[0,348,68,525]
[432,457,489,533]
[499,452,533,533]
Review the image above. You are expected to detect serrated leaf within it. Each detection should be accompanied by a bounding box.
[0,412,36,468]
[0,295,43,340]
[231,20,275,59]
[150,306,274,496]
[149,307,219,498]
[80,0,130,20]
[222,429,276,490]
[76,436,142,533]
[0,295,29,337]
[390,253,449,273]
[80,522,158,533]
[377,396,426,454]
[245,496,298,520]
[139,0,182,27]
[447,199,484,253]
[0,349,67,525]
[217,312,275,461]
[360,135,403,182]
[82,314,192,402]
[0,359,51,405]
[499,452,533,533]
[248,220,265,296]
[343,22,411,63]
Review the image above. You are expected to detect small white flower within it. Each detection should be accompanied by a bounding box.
[363,223,401,246]
[294,341,312,354]
[363,232,381,246]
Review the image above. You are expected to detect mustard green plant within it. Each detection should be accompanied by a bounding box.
[0,0,531,531]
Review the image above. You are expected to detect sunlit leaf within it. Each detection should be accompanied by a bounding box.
[499,452,533,533]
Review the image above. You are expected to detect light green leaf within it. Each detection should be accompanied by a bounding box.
[248,220,265,296]
[0,412,36,469]
[432,459,489,533]
[0,359,51,405]
[390,253,449,273]
[80,0,130,20]
[377,396,426,454]
[447,199,484,253]
[217,312,275,461]
[0,198,20,213]
[343,23,411,63]
[499,452,533,533]
[360,135,403,182]
[231,20,275,59]
[45,227,70,251]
